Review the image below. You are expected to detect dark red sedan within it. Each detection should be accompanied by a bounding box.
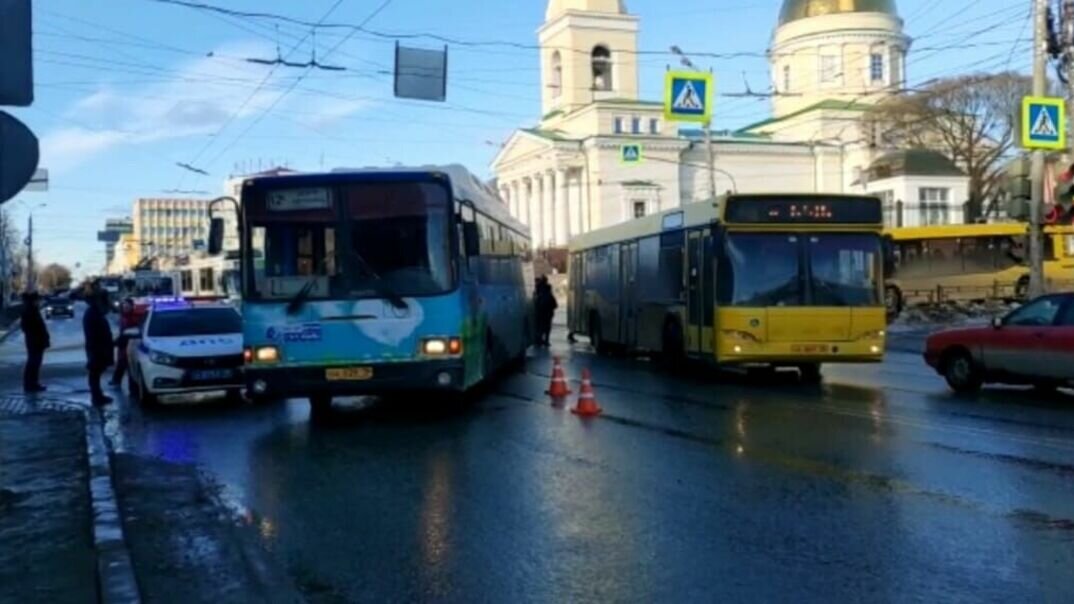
[924,293,1074,393]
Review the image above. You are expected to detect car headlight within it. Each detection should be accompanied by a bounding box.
[254,346,280,363]
[721,330,761,343]
[148,350,179,366]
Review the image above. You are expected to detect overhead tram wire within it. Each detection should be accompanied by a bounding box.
[198,0,396,175]
[171,0,349,185]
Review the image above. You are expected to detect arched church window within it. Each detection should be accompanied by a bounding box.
[551,51,563,98]
[592,45,613,91]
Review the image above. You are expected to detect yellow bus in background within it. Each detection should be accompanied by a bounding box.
[568,194,887,381]
[884,224,1074,314]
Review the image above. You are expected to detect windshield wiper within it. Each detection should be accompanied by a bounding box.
[348,249,408,310]
[285,277,318,316]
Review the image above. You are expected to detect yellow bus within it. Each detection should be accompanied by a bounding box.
[567,194,887,381]
[884,223,1074,314]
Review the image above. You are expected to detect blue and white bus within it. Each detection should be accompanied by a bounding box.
[223,165,533,413]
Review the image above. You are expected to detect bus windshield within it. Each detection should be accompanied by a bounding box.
[245,180,453,300]
[720,232,881,307]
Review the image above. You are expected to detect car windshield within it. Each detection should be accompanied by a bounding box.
[147,308,242,337]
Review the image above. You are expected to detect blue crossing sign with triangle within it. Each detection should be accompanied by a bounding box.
[620,143,643,164]
[664,71,714,123]
[1021,96,1066,150]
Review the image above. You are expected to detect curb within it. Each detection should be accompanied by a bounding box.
[0,396,141,604]
[84,407,141,604]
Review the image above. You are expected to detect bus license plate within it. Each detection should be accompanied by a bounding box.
[191,369,233,381]
[792,345,830,354]
[326,367,374,381]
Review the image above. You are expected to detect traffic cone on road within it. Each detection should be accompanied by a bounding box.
[571,368,603,417]
[546,357,572,404]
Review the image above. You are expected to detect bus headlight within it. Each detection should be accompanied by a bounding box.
[422,338,462,356]
[254,346,280,363]
[859,330,886,340]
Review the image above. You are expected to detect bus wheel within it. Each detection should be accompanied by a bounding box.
[1015,276,1030,301]
[588,313,607,356]
[660,320,685,367]
[884,285,903,319]
[309,395,333,418]
[798,363,823,384]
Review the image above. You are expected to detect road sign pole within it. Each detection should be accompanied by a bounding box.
[1029,0,1049,299]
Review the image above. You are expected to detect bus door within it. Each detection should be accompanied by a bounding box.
[619,242,638,347]
[686,229,714,356]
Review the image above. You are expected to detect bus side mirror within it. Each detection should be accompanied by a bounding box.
[882,235,896,276]
[462,222,480,257]
[208,218,225,255]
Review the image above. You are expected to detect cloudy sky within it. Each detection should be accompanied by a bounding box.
[6,0,1029,276]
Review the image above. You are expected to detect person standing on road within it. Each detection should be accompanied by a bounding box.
[83,289,114,406]
[534,276,557,347]
[20,292,50,393]
[109,298,136,387]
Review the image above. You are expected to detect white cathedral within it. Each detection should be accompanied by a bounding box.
[491,0,971,249]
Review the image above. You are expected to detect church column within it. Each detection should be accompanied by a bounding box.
[515,180,524,223]
[568,169,581,238]
[544,169,557,247]
[520,178,531,227]
[530,175,544,247]
[556,168,570,245]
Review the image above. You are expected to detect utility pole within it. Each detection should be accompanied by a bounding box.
[1029,0,1049,299]
[703,117,718,201]
[26,213,33,292]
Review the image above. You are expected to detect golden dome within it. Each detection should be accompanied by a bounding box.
[778,0,898,26]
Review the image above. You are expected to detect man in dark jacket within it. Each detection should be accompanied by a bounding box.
[83,289,115,406]
[534,276,558,347]
[21,292,49,393]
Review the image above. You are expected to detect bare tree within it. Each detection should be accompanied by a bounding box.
[37,263,73,293]
[0,210,21,303]
[866,73,1031,221]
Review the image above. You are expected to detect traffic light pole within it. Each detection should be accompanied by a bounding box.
[1029,0,1049,299]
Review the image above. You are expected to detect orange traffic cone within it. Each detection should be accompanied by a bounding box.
[571,368,603,417]
[546,357,572,403]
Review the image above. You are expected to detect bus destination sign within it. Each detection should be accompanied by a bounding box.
[267,188,332,212]
[723,196,883,225]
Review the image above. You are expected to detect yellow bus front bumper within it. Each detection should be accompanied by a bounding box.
[716,339,885,365]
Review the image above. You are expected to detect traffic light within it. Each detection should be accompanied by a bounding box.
[1005,156,1031,220]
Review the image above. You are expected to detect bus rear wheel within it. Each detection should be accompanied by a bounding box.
[798,363,822,384]
[884,285,903,319]
[660,320,685,368]
[309,395,333,418]
[588,314,608,356]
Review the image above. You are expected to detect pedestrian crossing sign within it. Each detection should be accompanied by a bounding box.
[1021,96,1066,150]
[665,71,714,123]
[620,143,643,164]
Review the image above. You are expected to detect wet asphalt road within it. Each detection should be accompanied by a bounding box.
[2,319,1074,602]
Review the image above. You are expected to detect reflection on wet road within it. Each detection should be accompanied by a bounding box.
[73,331,1074,602]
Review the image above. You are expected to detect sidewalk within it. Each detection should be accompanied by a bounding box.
[0,393,303,604]
[0,405,97,604]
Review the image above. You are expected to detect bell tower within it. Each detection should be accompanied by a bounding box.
[539,0,639,117]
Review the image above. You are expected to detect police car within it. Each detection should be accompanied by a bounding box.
[125,298,244,406]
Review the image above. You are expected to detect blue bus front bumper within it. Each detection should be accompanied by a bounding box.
[246,360,467,398]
